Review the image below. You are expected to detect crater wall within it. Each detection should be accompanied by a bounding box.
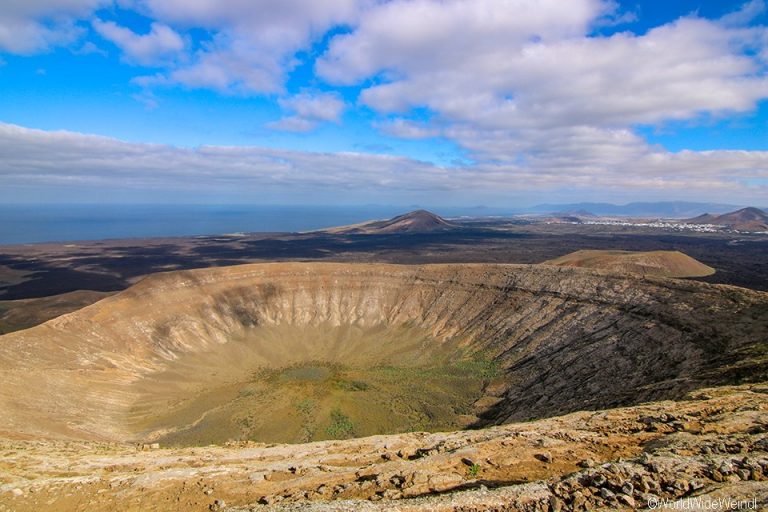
[0,262,766,442]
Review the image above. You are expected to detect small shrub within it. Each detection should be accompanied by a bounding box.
[335,379,369,391]
[326,408,354,439]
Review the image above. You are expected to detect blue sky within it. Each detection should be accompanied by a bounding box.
[0,0,767,206]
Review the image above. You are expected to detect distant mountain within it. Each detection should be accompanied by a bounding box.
[525,201,743,218]
[325,210,459,234]
[686,207,768,231]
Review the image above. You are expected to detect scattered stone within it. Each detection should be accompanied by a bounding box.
[428,473,463,491]
[719,461,734,475]
[578,458,595,468]
[249,472,267,482]
[617,494,635,508]
[571,490,586,509]
[535,452,552,463]
[382,489,402,499]
[390,474,406,488]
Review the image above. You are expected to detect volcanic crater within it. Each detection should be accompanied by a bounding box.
[1,262,766,447]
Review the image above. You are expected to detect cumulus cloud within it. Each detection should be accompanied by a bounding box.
[269,91,345,132]
[364,9,760,124]
[0,122,766,204]
[375,118,440,139]
[93,19,184,66]
[133,0,363,93]
[279,91,345,122]
[0,0,106,54]
[316,0,768,171]
[317,0,603,85]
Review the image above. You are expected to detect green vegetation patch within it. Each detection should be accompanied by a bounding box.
[326,408,355,439]
[136,349,499,447]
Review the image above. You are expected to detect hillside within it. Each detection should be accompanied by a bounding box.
[325,210,458,234]
[687,207,768,231]
[543,250,715,278]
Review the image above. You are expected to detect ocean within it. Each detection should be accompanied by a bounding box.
[0,204,422,245]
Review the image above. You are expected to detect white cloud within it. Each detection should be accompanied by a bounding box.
[2,0,768,205]
[721,0,766,27]
[315,0,768,170]
[324,3,767,126]
[0,122,449,201]
[267,117,317,133]
[0,0,106,54]
[279,91,345,122]
[93,19,184,66]
[375,118,440,139]
[0,122,766,204]
[268,91,346,132]
[72,40,107,56]
[317,0,606,85]
[132,0,364,93]
[131,90,158,109]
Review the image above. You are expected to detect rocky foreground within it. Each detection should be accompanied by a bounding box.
[1,384,767,511]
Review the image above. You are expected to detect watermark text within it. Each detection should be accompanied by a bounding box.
[647,496,758,510]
